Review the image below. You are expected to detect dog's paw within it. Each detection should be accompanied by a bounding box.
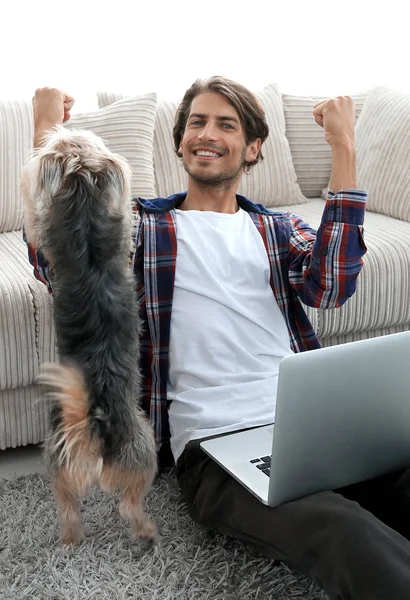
[61,530,85,547]
[131,533,159,556]
[131,521,160,555]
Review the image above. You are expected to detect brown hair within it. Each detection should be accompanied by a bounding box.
[173,76,269,172]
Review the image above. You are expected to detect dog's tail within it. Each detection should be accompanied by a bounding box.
[39,361,102,472]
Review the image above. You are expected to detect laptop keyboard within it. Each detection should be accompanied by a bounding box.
[250,455,272,477]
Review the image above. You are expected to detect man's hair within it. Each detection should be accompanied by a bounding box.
[173,76,269,172]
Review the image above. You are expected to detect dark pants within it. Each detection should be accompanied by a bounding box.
[176,436,410,600]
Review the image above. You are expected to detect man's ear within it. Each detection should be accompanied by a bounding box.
[246,138,261,163]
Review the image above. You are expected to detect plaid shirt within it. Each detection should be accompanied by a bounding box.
[24,188,367,449]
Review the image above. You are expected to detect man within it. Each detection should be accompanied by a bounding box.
[26,78,410,599]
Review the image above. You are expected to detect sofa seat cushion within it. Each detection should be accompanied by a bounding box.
[27,275,57,366]
[277,199,410,338]
[0,231,40,390]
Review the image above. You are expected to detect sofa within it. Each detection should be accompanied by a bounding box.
[1,83,409,450]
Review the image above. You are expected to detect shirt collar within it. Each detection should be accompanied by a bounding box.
[135,192,275,216]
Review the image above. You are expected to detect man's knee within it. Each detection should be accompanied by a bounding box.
[309,493,410,599]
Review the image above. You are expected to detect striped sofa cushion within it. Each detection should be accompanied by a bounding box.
[67,94,158,199]
[237,84,307,207]
[354,86,410,222]
[283,92,368,199]
[152,98,187,199]
[0,231,39,390]
[97,92,185,198]
[0,100,33,232]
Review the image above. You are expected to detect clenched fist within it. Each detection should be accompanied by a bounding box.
[313,96,356,149]
[33,87,75,147]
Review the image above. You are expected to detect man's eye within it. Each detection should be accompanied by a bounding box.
[222,123,234,129]
[191,120,204,126]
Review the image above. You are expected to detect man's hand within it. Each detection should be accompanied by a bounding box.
[33,88,75,147]
[313,96,355,149]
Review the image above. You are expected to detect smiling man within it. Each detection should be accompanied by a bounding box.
[26,77,410,599]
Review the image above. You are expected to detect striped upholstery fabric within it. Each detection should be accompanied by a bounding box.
[67,94,158,199]
[0,384,48,449]
[99,85,308,207]
[237,84,306,207]
[0,231,39,390]
[320,324,410,348]
[96,92,123,108]
[277,199,410,338]
[354,87,410,222]
[152,99,188,198]
[283,92,368,198]
[0,100,33,232]
[97,92,185,198]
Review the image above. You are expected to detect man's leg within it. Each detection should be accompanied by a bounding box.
[336,468,410,540]
[176,439,410,600]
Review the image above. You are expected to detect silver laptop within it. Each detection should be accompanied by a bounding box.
[200,331,410,507]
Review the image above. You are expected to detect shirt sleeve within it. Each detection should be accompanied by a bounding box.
[22,226,55,295]
[288,188,368,309]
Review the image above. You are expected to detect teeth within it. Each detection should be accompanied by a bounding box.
[196,151,219,157]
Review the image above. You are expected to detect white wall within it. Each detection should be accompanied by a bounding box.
[1,0,408,111]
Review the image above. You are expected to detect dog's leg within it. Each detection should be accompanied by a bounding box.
[119,471,159,551]
[100,465,158,550]
[51,467,85,546]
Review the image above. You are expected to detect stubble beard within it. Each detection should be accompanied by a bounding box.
[182,147,247,192]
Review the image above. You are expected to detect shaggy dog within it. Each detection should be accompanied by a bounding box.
[21,127,158,548]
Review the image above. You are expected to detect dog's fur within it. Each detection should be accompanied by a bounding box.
[21,127,158,547]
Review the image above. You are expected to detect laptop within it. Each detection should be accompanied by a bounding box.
[200,331,410,507]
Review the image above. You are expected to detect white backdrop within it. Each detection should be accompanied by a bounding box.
[0,0,408,112]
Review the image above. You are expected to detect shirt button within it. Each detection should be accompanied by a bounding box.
[322,248,328,255]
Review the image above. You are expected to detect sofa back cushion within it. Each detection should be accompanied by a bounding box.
[98,84,308,208]
[0,100,33,232]
[353,86,410,222]
[67,93,157,199]
[238,84,307,207]
[283,92,368,198]
[152,98,188,199]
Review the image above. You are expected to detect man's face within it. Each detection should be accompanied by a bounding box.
[178,92,260,189]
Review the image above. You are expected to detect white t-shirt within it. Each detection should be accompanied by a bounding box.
[167,208,293,462]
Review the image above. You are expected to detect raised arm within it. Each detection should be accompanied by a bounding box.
[289,96,367,308]
[33,87,75,148]
[23,88,75,292]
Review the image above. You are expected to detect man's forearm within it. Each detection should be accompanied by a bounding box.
[32,88,75,148]
[329,143,357,192]
[34,123,55,149]
[34,130,45,149]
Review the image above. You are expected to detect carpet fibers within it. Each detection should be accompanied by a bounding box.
[0,469,328,599]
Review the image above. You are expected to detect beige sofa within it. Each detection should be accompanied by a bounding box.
[1,84,409,450]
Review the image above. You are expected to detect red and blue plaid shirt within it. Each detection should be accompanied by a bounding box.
[24,188,367,449]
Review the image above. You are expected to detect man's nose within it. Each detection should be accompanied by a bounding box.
[198,121,218,141]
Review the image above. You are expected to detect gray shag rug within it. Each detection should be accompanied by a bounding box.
[0,469,328,600]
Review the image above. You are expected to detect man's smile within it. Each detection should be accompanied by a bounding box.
[195,150,220,158]
[191,146,225,160]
